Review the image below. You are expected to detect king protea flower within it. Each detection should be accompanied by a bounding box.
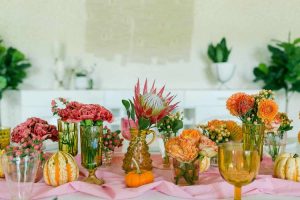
[134,79,178,125]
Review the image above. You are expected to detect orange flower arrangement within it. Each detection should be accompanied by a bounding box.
[226,90,278,124]
[179,129,201,145]
[257,99,278,122]
[165,137,199,163]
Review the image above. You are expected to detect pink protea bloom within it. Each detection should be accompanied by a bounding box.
[134,79,178,125]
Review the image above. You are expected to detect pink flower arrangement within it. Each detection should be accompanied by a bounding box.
[51,98,113,124]
[11,117,58,143]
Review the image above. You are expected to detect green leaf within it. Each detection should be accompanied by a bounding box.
[129,99,136,121]
[138,117,150,130]
[0,76,7,90]
[173,120,183,133]
[122,99,130,110]
[95,120,103,126]
[293,38,300,45]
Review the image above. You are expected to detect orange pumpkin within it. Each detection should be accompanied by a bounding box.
[125,158,154,187]
[43,151,79,186]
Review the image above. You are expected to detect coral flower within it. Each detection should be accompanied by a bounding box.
[226,120,243,141]
[257,99,278,122]
[226,93,255,116]
[133,79,178,124]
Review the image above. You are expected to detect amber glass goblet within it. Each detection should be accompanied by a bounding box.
[218,142,260,200]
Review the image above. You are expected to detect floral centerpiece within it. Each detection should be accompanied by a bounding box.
[157,112,183,167]
[166,129,217,185]
[265,112,293,161]
[51,98,80,156]
[102,126,123,166]
[10,117,58,181]
[122,79,178,173]
[226,90,279,159]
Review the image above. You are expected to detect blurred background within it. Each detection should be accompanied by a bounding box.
[0,0,299,151]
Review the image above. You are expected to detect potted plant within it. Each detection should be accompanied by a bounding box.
[207,37,235,87]
[253,35,300,113]
[0,38,31,144]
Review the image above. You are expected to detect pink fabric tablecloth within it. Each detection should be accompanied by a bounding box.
[0,154,299,200]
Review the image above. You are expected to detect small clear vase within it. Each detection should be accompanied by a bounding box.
[102,150,114,167]
[80,125,104,185]
[0,127,10,149]
[265,132,287,161]
[242,123,265,160]
[122,128,155,173]
[58,120,78,156]
[1,151,39,200]
[172,158,199,186]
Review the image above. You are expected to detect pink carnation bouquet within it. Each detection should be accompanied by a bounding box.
[10,117,58,161]
[51,98,113,126]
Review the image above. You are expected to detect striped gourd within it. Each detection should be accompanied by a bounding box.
[43,151,79,186]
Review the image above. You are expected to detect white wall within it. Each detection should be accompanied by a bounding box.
[0,0,299,135]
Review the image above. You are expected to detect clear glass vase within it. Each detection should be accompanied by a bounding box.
[102,150,114,167]
[122,128,155,173]
[242,123,265,160]
[172,158,199,186]
[80,125,104,185]
[1,151,40,200]
[58,120,78,156]
[265,132,287,161]
[0,127,10,149]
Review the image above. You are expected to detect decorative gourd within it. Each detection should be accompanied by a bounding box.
[125,158,154,187]
[199,156,210,173]
[274,153,300,182]
[43,151,79,186]
[0,150,4,178]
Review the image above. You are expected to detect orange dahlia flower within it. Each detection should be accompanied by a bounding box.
[179,129,201,145]
[257,99,278,122]
[226,93,255,117]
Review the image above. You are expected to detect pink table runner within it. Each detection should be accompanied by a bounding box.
[0,154,299,200]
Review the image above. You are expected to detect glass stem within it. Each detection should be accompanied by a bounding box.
[234,186,241,200]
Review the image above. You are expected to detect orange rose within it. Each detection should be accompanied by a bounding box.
[180,129,201,145]
[165,137,198,163]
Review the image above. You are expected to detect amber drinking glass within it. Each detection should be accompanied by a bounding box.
[218,142,260,200]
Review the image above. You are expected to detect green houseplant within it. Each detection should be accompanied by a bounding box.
[253,35,300,112]
[207,37,231,63]
[207,38,235,87]
[0,39,31,98]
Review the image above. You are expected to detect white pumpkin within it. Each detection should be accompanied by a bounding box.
[274,153,300,182]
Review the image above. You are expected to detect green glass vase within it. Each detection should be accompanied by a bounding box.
[80,125,104,185]
[242,123,265,160]
[58,120,78,156]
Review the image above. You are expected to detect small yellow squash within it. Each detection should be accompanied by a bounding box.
[0,150,4,178]
[43,151,79,186]
[273,153,300,182]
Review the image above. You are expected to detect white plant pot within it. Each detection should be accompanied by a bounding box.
[212,62,235,84]
[75,76,90,90]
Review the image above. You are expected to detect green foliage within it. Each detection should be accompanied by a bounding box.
[122,99,151,130]
[207,37,231,63]
[0,39,31,99]
[157,112,184,137]
[253,37,300,93]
